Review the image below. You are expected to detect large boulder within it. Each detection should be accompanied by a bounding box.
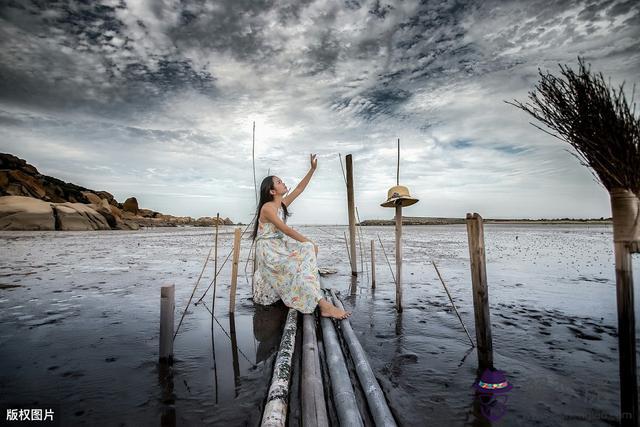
[0,196,55,230]
[122,197,139,214]
[53,202,111,231]
[81,191,102,205]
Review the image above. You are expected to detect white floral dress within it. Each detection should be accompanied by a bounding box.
[253,207,323,314]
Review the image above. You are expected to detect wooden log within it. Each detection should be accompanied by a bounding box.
[395,204,403,312]
[302,314,329,427]
[159,284,175,364]
[614,241,638,426]
[371,239,376,289]
[320,294,363,426]
[330,290,397,426]
[346,154,358,276]
[466,213,493,370]
[229,227,241,313]
[262,309,299,427]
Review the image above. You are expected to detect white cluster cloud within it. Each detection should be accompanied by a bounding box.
[0,0,638,223]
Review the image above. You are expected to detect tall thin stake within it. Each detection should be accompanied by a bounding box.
[432,261,475,347]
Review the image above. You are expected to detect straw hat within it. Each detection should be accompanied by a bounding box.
[380,185,419,208]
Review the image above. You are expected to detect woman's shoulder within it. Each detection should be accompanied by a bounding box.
[262,202,283,212]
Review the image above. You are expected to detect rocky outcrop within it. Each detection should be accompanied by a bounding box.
[0,196,55,230]
[123,197,139,214]
[0,196,142,231]
[53,202,111,231]
[0,153,236,230]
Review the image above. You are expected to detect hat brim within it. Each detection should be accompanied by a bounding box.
[380,197,419,208]
[473,382,513,394]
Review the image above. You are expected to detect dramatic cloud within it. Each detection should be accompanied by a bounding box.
[1,0,638,223]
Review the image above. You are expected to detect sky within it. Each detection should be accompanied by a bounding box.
[0,0,638,224]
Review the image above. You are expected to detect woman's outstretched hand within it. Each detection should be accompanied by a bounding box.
[310,153,317,171]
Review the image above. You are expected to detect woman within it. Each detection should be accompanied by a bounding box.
[251,154,351,319]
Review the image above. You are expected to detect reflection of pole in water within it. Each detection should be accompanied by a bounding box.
[158,361,176,427]
[350,275,357,296]
[210,304,219,405]
[229,314,241,397]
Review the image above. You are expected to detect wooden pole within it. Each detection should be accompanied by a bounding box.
[466,213,493,371]
[615,241,637,426]
[345,154,357,276]
[212,213,219,311]
[395,204,403,312]
[355,206,367,282]
[610,188,639,426]
[396,138,400,186]
[159,284,175,364]
[229,227,241,313]
[302,314,329,427]
[370,239,376,289]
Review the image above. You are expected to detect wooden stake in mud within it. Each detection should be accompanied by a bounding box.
[229,227,242,313]
[212,213,219,312]
[345,154,358,276]
[379,138,418,312]
[159,284,175,364]
[610,189,639,425]
[395,203,403,312]
[466,213,493,370]
[370,239,376,289]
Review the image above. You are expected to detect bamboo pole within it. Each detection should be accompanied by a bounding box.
[466,213,493,370]
[159,284,175,364]
[356,206,369,284]
[610,188,639,426]
[377,234,396,284]
[432,261,475,347]
[229,227,242,313]
[302,314,329,427]
[330,290,397,426]
[370,239,376,289]
[343,231,352,268]
[262,309,299,427]
[212,213,219,312]
[395,204,403,312]
[345,154,358,276]
[320,293,363,426]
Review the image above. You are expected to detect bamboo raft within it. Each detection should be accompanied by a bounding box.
[260,287,397,427]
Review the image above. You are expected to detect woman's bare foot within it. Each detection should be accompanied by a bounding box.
[318,298,351,320]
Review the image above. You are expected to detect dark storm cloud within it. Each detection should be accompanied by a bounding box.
[0,0,638,221]
[0,0,216,117]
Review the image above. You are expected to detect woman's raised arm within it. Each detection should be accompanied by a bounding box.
[283,154,317,207]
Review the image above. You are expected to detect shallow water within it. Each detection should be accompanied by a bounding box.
[0,224,638,425]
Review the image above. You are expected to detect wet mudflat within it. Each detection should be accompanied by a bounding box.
[0,224,638,425]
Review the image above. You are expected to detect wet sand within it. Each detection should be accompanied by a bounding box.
[0,224,638,425]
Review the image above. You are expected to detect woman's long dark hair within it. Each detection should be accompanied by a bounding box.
[251,175,290,240]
